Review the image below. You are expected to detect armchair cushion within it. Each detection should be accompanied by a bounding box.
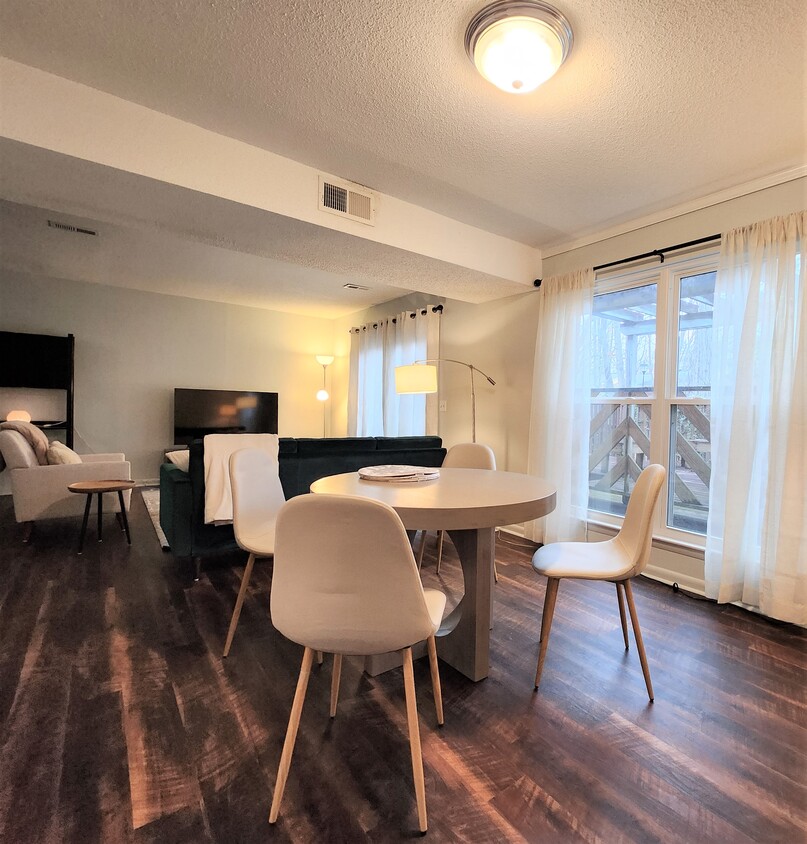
[47,441,83,465]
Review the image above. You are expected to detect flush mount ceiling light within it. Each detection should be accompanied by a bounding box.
[465,0,573,94]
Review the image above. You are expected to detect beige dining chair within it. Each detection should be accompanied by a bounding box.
[418,442,499,579]
[268,493,446,834]
[222,449,286,658]
[531,463,665,701]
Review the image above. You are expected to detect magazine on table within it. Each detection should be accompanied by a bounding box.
[358,464,440,482]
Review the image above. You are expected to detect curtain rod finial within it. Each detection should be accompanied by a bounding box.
[534,278,542,288]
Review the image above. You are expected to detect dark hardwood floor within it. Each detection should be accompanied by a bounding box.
[1,492,805,843]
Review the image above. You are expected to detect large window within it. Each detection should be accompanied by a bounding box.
[588,254,717,541]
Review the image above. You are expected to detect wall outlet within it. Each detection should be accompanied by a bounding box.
[439,400,447,412]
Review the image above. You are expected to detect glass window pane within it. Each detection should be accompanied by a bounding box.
[676,271,715,398]
[589,403,652,516]
[668,404,710,534]
[591,284,657,398]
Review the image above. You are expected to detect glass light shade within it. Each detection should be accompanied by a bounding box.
[395,364,438,394]
[474,15,564,93]
[6,409,32,423]
[316,355,335,366]
[316,389,329,402]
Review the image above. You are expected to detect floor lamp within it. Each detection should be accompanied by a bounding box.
[315,355,334,437]
[395,359,496,443]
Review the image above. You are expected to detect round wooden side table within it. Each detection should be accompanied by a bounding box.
[67,479,136,554]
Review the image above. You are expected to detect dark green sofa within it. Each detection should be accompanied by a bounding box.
[159,436,446,570]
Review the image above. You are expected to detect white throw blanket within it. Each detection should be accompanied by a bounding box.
[203,433,279,524]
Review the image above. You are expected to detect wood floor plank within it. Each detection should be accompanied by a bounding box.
[0,494,805,843]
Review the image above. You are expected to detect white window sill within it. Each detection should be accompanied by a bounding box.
[586,519,705,559]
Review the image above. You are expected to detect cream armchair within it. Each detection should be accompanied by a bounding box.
[0,430,131,538]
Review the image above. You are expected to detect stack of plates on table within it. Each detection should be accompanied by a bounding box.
[358,464,440,483]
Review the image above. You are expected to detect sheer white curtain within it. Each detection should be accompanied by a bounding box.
[527,268,594,543]
[706,212,806,625]
[348,307,440,436]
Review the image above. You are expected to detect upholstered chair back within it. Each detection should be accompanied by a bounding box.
[617,464,666,578]
[443,442,496,470]
[271,494,437,655]
[229,449,286,549]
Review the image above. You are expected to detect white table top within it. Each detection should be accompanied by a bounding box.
[310,468,556,531]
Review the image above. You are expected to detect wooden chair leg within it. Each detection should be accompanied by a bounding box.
[317,650,324,665]
[269,646,315,824]
[435,530,444,574]
[623,579,654,702]
[223,553,257,658]
[534,577,560,690]
[416,531,428,571]
[615,581,630,650]
[427,635,444,726]
[402,647,428,833]
[330,653,342,718]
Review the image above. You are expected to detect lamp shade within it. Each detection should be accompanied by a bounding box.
[395,364,438,394]
[315,354,335,366]
[6,410,32,423]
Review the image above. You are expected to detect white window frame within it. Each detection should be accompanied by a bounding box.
[589,248,719,547]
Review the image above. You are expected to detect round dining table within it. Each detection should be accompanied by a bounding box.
[310,468,556,681]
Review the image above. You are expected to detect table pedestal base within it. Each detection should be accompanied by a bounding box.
[364,527,495,682]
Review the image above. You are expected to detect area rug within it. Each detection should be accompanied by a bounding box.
[141,486,170,550]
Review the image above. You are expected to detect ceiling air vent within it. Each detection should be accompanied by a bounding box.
[47,220,97,236]
[343,283,370,291]
[319,176,376,226]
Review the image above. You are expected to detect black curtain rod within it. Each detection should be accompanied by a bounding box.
[349,304,443,333]
[533,233,721,288]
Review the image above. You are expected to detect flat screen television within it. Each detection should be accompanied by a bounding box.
[173,388,278,445]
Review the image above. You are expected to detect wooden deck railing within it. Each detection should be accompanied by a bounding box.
[589,390,710,508]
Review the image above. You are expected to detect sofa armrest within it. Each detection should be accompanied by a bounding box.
[160,463,192,556]
[82,453,126,463]
[9,460,132,522]
[12,460,131,483]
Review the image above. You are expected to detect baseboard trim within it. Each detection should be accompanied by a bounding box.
[643,564,706,596]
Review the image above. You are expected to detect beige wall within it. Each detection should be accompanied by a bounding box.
[438,292,539,472]
[0,271,335,483]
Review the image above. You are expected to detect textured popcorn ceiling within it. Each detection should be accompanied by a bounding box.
[0,0,807,246]
[1,0,803,250]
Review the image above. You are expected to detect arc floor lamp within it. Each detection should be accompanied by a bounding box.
[395,359,496,443]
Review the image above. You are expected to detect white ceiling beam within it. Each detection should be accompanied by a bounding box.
[0,58,541,288]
